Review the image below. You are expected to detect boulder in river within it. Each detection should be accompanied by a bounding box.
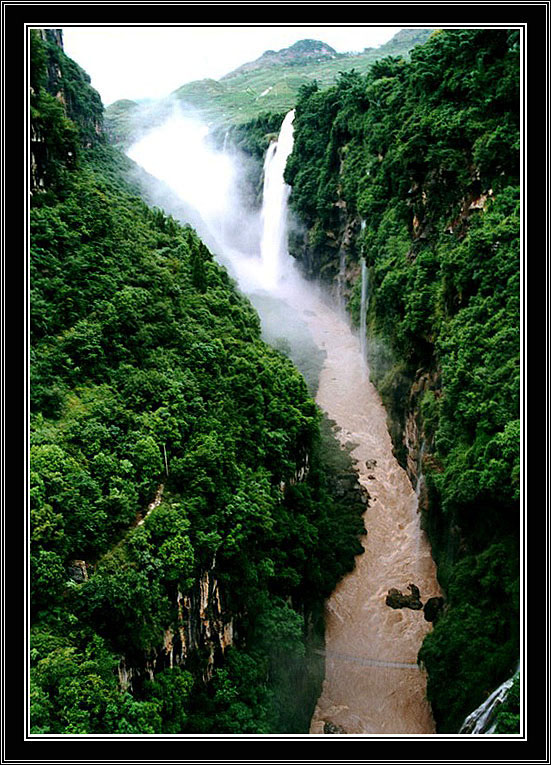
[423,596,445,622]
[323,721,347,734]
[385,583,423,610]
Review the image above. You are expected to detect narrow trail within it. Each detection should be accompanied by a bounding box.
[284,287,442,735]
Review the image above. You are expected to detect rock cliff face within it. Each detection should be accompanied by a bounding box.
[118,566,234,693]
[290,202,433,487]
[31,28,103,151]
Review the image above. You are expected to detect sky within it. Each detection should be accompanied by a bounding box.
[60,25,404,106]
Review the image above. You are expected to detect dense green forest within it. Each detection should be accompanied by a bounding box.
[29,26,521,736]
[283,28,520,733]
[29,30,366,734]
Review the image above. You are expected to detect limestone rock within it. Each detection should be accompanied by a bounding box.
[423,596,445,623]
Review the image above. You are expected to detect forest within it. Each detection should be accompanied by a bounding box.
[29,26,520,736]
[29,29,366,734]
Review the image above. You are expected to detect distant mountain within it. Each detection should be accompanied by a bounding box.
[222,39,340,78]
[105,29,433,143]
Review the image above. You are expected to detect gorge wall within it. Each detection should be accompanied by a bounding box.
[282,29,521,733]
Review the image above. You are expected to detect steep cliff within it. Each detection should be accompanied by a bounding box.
[282,28,520,733]
[30,29,103,190]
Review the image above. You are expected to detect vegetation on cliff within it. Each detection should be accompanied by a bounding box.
[29,30,366,734]
[284,28,520,732]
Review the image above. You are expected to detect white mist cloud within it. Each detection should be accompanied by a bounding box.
[128,112,235,227]
[126,103,271,288]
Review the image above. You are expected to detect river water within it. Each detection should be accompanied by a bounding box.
[276,283,442,735]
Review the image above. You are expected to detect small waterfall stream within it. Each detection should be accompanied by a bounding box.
[459,667,520,734]
[359,257,369,368]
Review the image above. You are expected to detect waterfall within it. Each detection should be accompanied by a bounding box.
[259,110,295,289]
[415,440,426,503]
[459,667,520,734]
[358,219,368,364]
[359,257,369,365]
[336,247,347,311]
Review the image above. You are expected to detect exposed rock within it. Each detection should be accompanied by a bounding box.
[136,483,164,526]
[365,459,377,470]
[423,596,445,623]
[67,559,88,583]
[386,583,423,610]
[223,39,338,79]
[117,567,234,694]
[117,656,133,692]
[323,721,347,734]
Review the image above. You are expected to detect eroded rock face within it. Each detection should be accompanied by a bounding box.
[117,567,234,694]
[323,721,347,734]
[67,559,88,583]
[385,584,423,610]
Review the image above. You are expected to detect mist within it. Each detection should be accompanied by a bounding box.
[126,101,327,391]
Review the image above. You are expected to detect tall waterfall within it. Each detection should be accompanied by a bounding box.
[259,110,295,289]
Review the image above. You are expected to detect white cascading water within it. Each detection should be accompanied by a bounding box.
[459,667,520,734]
[126,105,442,734]
[259,109,295,289]
[359,257,369,367]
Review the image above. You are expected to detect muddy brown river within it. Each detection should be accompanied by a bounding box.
[284,286,442,735]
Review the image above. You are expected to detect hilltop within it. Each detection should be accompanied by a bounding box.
[105,29,433,144]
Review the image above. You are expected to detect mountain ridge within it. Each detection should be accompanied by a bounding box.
[221,38,340,79]
[105,29,433,142]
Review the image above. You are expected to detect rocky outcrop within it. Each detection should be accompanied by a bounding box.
[385,584,423,610]
[67,559,88,583]
[423,596,445,623]
[323,721,347,734]
[117,566,234,693]
[32,28,104,150]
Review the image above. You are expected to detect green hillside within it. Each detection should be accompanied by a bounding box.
[104,29,432,145]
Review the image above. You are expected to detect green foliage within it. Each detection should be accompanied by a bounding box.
[30,626,161,733]
[30,32,366,734]
[493,674,520,733]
